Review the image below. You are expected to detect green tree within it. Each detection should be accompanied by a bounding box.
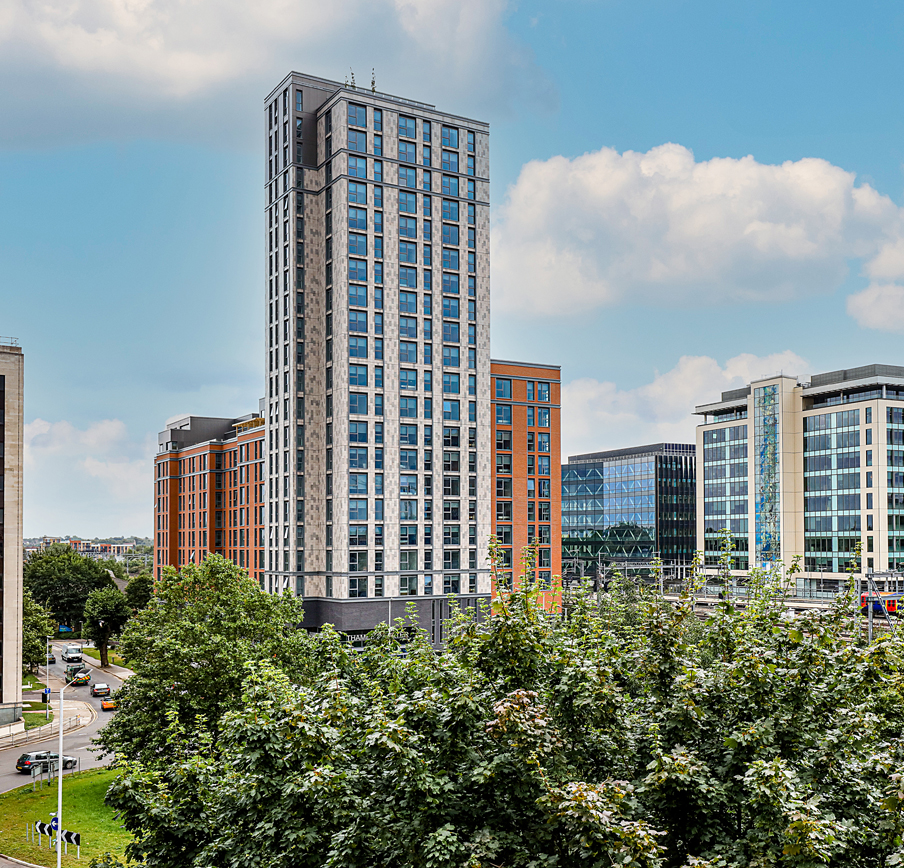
[97,554,307,770]
[101,546,904,868]
[24,544,115,627]
[98,558,128,583]
[124,572,154,612]
[22,588,55,672]
[127,545,154,576]
[83,586,132,668]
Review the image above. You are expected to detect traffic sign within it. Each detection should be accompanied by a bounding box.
[43,688,51,695]
[50,817,59,831]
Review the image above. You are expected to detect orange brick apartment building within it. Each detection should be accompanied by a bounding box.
[154,414,266,587]
[156,361,561,611]
[490,360,562,591]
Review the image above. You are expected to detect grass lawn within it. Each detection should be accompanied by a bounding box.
[19,698,54,731]
[0,767,129,866]
[22,674,47,693]
[80,647,127,669]
[22,709,53,731]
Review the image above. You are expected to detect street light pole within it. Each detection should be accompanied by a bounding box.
[45,636,51,721]
[57,673,78,868]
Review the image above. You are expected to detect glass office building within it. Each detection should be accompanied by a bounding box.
[696,364,904,585]
[561,443,696,575]
[700,421,750,570]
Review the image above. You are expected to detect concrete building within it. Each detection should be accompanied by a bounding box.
[0,338,23,708]
[490,360,561,590]
[695,364,904,589]
[263,72,492,635]
[562,444,696,577]
[67,539,135,561]
[154,413,266,586]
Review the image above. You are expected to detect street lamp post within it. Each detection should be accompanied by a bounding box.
[56,672,80,868]
[45,636,52,720]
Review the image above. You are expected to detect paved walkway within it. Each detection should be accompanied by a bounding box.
[0,701,94,754]
[0,855,43,867]
[83,659,133,680]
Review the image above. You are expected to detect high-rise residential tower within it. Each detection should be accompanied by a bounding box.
[0,339,23,707]
[264,72,492,632]
[695,364,904,589]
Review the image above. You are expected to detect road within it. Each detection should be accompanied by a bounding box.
[0,642,125,795]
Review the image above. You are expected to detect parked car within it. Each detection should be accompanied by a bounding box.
[61,645,82,663]
[90,683,110,697]
[46,652,56,664]
[100,699,117,712]
[71,672,90,686]
[16,751,78,773]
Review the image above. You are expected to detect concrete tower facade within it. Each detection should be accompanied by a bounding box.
[264,73,492,635]
[0,339,23,707]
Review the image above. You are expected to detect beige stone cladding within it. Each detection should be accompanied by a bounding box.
[263,73,492,612]
[0,342,23,705]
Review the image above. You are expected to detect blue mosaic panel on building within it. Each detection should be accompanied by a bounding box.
[754,385,780,565]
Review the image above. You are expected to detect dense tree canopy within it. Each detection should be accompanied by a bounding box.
[97,554,308,768]
[83,586,132,667]
[99,558,128,583]
[24,544,115,627]
[124,572,154,612]
[22,588,55,671]
[95,548,904,868]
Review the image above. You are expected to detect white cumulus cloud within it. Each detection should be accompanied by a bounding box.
[24,418,154,537]
[0,0,552,145]
[561,351,810,459]
[493,143,904,319]
[846,283,904,333]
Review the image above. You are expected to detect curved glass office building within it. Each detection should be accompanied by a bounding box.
[562,443,696,575]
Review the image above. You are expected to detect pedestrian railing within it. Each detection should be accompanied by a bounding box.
[0,714,84,750]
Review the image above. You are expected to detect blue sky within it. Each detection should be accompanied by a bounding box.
[4,0,904,536]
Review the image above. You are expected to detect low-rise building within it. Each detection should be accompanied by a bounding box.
[67,539,135,561]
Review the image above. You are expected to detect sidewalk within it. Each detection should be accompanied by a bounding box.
[0,701,94,751]
[79,657,133,680]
